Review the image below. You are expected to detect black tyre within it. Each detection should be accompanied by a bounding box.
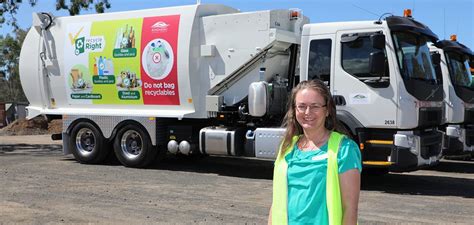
[113,124,157,168]
[69,121,109,164]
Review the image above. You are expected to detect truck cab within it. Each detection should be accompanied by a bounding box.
[299,12,444,172]
[429,36,474,157]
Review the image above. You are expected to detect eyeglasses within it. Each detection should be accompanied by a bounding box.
[295,104,327,113]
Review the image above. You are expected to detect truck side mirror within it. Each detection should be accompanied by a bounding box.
[369,51,385,76]
[370,33,385,50]
[431,52,441,65]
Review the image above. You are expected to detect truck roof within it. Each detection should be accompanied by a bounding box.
[302,15,438,43]
[435,40,474,56]
[50,4,237,21]
[302,20,385,36]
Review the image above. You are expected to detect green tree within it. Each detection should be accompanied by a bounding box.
[0,28,28,103]
[1,0,111,30]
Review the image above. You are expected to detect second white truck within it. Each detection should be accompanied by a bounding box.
[430,35,474,157]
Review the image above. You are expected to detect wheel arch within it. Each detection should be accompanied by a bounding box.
[336,110,363,138]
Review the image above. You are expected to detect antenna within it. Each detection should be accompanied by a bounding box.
[443,8,446,40]
[456,13,459,38]
[351,4,380,17]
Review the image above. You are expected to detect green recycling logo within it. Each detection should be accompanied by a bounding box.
[75,37,85,55]
[73,36,104,56]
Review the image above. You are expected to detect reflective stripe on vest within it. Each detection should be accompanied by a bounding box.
[272,131,344,225]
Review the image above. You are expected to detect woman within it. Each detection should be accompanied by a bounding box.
[268,79,362,225]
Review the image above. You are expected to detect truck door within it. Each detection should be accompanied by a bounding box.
[333,31,397,129]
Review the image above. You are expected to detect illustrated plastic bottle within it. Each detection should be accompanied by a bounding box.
[103,57,109,75]
[106,58,114,75]
[98,56,104,76]
[93,63,98,75]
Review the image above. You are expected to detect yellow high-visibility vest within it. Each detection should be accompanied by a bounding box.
[272,131,344,225]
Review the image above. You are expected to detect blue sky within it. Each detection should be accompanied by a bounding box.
[1,0,473,50]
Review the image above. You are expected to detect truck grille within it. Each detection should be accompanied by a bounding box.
[419,131,442,159]
[418,108,442,127]
[465,127,474,147]
[464,109,474,123]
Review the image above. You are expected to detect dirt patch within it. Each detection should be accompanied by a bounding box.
[48,119,62,134]
[0,116,62,136]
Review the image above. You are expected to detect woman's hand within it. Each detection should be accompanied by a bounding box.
[268,204,272,225]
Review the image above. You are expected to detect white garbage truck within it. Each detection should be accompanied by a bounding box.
[19,4,443,171]
[429,36,474,157]
[300,10,444,172]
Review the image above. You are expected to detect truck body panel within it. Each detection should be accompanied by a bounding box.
[20,4,305,120]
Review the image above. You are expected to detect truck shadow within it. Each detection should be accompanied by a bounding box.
[149,156,275,180]
[0,144,63,156]
[361,172,474,198]
[423,159,474,174]
[3,143,474,198]
[153,156,474,198]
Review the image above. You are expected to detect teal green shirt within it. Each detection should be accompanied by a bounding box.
[285,136,362,225]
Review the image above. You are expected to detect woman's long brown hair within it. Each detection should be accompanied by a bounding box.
[279,79,340,155]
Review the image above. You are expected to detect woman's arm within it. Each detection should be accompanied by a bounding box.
[339,169,360,225]
[268,204,272,225]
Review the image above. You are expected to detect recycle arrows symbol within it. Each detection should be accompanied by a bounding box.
[76,39,84,49]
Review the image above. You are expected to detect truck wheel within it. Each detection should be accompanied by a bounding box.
[69,122,109,164]
[113,124,156,168]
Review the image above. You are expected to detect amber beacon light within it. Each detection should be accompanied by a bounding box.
[403,9,412,18]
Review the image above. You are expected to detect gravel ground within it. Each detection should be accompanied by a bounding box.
[1,135,474,224]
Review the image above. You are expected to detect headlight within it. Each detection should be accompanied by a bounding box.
[446,126,461,138]
[394,133,417,155]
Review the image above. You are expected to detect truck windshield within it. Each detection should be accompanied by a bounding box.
[393,32,438,84]
[445,52,473,88]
